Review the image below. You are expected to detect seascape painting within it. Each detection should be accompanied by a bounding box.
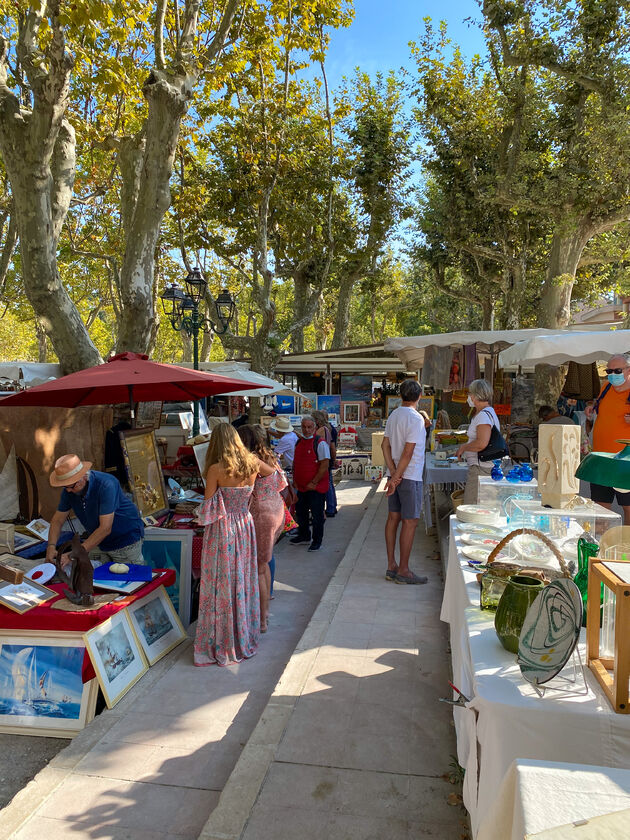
[95,622,136,683]
[0,642,83,721]
[134,598,173,647]
[317,395,341,416]
[143,528,192,626]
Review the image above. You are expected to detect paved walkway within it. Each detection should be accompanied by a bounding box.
[200,486,468,840]
[1,481,374,840]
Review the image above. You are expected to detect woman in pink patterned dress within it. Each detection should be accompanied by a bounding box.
[194,424,274,667]
[237,425,288,632]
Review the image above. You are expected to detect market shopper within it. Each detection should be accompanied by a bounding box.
[586,353,630,522]
[46,454,144,567]
[290,415,330,552]
[538,405,576,425]
[269,416,299,467]
[456,379,501,504]
[194,424,275,666]
[382,379,428,585]
[312,409,338,517]
[237,424,288,633]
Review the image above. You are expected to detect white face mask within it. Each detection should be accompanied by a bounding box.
[467,395,475,408]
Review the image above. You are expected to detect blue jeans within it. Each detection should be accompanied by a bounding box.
[326,471,337,515]
[269,554,276,596]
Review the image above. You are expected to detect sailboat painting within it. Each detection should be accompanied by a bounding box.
[0,633,98,736]
[84,612,148,708]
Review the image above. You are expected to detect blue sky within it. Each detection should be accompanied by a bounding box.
[324,0,487,88]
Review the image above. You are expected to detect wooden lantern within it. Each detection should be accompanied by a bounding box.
[586,560,630,713]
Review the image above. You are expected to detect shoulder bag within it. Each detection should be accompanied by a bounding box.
[477,408,509,462]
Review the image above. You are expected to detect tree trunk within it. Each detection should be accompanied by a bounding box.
[291,270,309,352]
[534,222,591,409]
[481,297,495,330]
[331,271,359,349]
[35,321,47,363]
[116,75,191,353]
[503,260,526,328]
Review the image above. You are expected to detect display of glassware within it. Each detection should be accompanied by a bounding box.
[477,477,540,511]
[504,498,621,544]
[491,460,504,481]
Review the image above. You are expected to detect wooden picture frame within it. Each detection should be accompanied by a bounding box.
[127,585,187,666]
[142,528,193,627]
[0,631,98,737]
[386,396,402,417]
[25,518,50,540]
[119,428,169,518]
[13,532,43,552]
[417,396,435,419]
[342,403,361,424]
[135,400,164,430]
[0,577,56,614]
[83,611,148,708]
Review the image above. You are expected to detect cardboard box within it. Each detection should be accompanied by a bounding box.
[371,432,385,467]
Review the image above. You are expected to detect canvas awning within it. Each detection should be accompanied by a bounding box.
[385,330,565,369]
[498,329,630,368]
[184,362,301,398]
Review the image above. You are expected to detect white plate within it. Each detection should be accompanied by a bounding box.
[456,505,502,525]
[456,523,503,536]
[25,562,56,585]
[460,534,502,547]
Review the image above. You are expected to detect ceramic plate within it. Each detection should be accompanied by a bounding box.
[460,534,502,547]
[517,578,583,686]
[456,523,503,536]
[510,534,557,566]
[455,505,502,525]
[461,546,507,564]
[25,562,56,585]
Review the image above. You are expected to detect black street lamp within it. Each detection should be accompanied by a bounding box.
[160,268,235,436]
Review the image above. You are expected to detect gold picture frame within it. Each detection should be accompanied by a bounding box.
[83,610,148,708]
[119,429,169,518]
[135,400,164,430]
[0,631,98,737]
[0,577,56,614]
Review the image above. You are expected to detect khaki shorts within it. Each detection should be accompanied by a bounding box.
[89,539,145,568]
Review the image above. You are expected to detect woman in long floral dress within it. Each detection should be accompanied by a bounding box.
[194,424,274,667]
[237,425,288,632]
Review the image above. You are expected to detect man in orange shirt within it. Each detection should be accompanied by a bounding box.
[586,353,630,522]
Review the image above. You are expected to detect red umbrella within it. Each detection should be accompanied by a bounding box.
[0,352,266,408]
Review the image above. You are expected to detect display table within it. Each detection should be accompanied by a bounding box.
[441,516,630,837]
[423,454,467,529]
[0,569,175,681]
[476,760,630,840]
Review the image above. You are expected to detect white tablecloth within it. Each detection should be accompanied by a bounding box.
[441,516,630,837]
[476,760,630,840]
[423,454,468,528]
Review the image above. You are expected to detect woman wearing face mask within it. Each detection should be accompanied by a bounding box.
[455,379,500,504]
[585,353,630,522]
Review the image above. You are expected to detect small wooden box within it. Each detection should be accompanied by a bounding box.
[586,560,630,713]
[0,523,14,553]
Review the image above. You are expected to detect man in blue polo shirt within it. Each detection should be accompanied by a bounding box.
[45,454,144,566]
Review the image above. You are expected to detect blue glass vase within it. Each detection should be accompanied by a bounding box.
[505,466,522,483]
[491,460,504,481]
[519,462,534,482]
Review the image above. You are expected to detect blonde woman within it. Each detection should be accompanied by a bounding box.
[237,425,287,632]
[194,424,274,666]
[456,379,500,504]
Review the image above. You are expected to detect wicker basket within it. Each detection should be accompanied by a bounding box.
[487,527,572,581]
[451,488,464,510]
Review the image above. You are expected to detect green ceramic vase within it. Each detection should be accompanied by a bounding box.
[494,574,545,654]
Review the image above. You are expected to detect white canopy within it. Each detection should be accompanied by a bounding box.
[182,361,301,398]
[498,330,630,368]
[385,329,563,368]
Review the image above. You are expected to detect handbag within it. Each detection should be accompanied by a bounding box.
[477,409,509,461]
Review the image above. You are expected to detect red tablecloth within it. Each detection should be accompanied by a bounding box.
[0,569,175,681]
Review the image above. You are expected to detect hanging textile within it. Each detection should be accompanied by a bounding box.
[421,346,454,390]
[463,343,478,386]
[562,362,601,401]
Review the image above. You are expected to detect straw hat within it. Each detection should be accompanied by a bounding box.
[50,454,92,487]
[270,416,293,434]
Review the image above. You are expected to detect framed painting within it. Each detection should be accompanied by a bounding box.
[0,578,56,614]
[386,396,402,417]
[274,395,295,414]
[317,395,341,416]
[142,528,193,627]
[300,393,317,413]
[135,401,163,430]
[119,429,169,518]
[341,375,372,402]
[417,396,435,418]
[127,585,187,666]
[0,631,98,737]
[25,518,50,540]
[342,403,361,424]
[13,532,43,552]
[83,611,148,708]
[193,441,210,484]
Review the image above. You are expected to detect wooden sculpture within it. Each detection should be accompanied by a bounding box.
[55,535,94,605]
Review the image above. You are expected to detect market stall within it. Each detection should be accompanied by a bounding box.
[498,329,630,368]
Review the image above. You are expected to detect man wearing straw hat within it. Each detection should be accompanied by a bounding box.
[269,416,298,467]
[45,454,145,567]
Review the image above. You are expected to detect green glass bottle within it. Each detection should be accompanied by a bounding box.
[575,535,599,626]
[495,574,545,654]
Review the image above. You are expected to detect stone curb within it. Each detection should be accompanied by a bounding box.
[197,479,386,840]
[0,636,193,840]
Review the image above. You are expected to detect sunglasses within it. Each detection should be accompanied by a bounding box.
[605,367,628,375]
[67,477,84,490]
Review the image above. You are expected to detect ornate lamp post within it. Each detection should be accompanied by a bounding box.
[160,268,235,437]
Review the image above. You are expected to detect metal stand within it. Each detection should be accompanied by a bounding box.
[527,646,589,698]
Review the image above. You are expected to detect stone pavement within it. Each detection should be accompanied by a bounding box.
[200,484,468,840]
[1,481,374,840]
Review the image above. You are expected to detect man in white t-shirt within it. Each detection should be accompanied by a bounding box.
[382,379,427,584]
